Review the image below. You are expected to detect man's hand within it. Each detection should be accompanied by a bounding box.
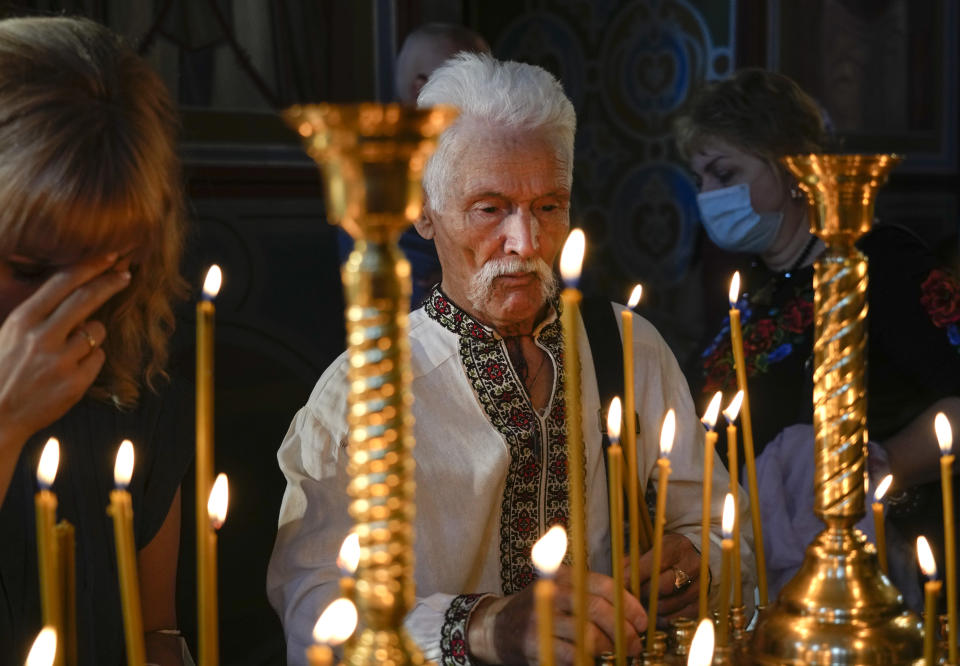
[633,533,701,627]
[467,566,647,665]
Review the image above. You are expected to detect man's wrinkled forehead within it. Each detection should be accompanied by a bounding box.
[451,119,572,180]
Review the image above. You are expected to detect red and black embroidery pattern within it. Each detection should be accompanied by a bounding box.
[425,288,573,594]
[439,593,486,665]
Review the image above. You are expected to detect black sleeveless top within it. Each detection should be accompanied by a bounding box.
[0,378,193,664]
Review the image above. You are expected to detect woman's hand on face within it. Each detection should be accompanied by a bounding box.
[0,253,130,448]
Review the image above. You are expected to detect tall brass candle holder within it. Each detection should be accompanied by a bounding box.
[751,154,923,664]
[283,103,456,666]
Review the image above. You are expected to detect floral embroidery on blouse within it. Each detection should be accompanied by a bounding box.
[701,285,815,395]
[920,268,960,352]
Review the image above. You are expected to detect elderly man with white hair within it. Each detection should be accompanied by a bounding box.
[267,53,755,665]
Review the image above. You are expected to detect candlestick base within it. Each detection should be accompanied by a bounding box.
[346,627,425,666]
[668,617,696,657]
[751,527,922,664]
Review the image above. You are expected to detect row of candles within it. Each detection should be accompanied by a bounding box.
[29,266,227,666]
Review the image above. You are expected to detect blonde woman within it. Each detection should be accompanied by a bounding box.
[0,16,190,664]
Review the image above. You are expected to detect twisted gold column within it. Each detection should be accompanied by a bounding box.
[751,154,924,664]
[284,104,456,666]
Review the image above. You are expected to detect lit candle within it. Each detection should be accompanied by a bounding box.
[34,438,62,666]
[936,412,957,665]
[26,627,57,666]
[718,494,735,647]
[559,229,588,666]
[606,398,627,666]
[107,440,145,666]
[687,618,715,666]
[337,531,359,601]
[872,474,893,575]
[727,273,767,604]
[723,391,744,608]
[532,525,567,666]
[202,473,229,666]
[646,409,675,651]
[622,284,652,602]
[55,520,76,666]
[918,535,941,666]
[699,392,723,621]
[196,265,221,666]
[307,598,359,666]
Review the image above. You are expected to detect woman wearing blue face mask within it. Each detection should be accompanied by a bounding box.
[675,68,960,608]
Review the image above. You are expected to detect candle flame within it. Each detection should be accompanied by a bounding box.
[531,525,567,576]
[728,272,741,309]
[723,390,744,424]
[337,532,360,575]
[935,412,953,455]
[659,409,676,457]
[874,474,893,502]
[559,229,585,286]
[687,618,715,666]
[627,284,643,309]
[722,493,735,539]
[26,627,57,666]
[701,392,723,430]
[917,536,937,579]
[207,473,229,529]
[312,598,358,646]
[37,438,60,489]
[202,265,223,299]
[606,397,622,442]
[113,439,134,489]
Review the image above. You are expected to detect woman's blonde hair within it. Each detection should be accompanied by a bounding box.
[675,68,830,163]
[0,16,187,406]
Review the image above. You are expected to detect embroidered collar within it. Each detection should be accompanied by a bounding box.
[424,286,561,343]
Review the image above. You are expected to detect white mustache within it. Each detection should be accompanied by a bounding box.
[467,256,557,308]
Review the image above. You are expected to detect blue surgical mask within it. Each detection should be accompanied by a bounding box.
[697,183,783,254]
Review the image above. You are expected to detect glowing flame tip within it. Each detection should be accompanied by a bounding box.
[935,412,953,455]
[337,532,360,575]
[312,598,358,646]
[26,627,57,666]
[917,536,937,579]
[874,474,893,502]
[202,265,222,299]
[659,409,676,457]
[37,438,60,489]
[559,229,586,286]
[701,392,723,430]
[687,618,715,666]
[722,493,735,538]
[606,397,623,442]
[531,525,567,576]
[207,473,229,529]
[728,272,741,308]
[627,284,643,309]
[113,439,134,488]
[723,391,744,423]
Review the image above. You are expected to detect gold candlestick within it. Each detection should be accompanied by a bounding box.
[26,627,58,666]
[936,413,957,664]
[718,495,735,648]
[35,438,62,666]
[918,536,941,666]
[308,598,359,666]
[55,520,76,666]
[699,393,722,621]
[606,399,627,666]
[722,392,744,608]
[107,440,145,666]
[752,153,922,663]
[196,264,221,666]
[559,228,588,666]
[646,410,675,651]
[727,273,767,605]
[532,526,567,666]
[872,474,892,575]
[284,102,456,666]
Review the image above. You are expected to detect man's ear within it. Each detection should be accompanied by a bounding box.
[415,198,436,240]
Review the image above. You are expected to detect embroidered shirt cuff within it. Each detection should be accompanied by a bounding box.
[439,593,489,665]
